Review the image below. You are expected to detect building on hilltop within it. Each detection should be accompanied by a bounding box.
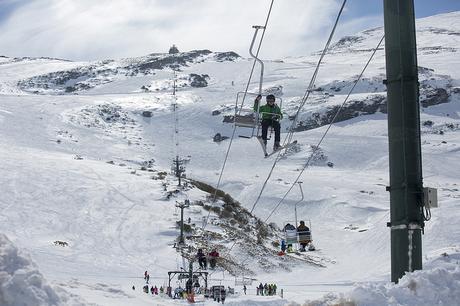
[169,44,179,54]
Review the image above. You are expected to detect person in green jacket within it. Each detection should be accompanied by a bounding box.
[254,94,283,150]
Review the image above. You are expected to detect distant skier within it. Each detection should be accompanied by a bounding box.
[194,280,201,294]
[144,270,148,280]
[174,286,182,299]
[253,94,283,150]
[197,248,207,269]
[221,287,227,303]
[258,283,264,296]
[280,239,287,254]
[243,285,247,295]
[186,278,193,294]
[208,249,219,269]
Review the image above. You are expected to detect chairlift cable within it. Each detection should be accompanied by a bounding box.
[249,0,348,216]
[264,35,385,223]
[232,33,383,274]
[211,1,382,280]
[220,0,349,271]
[172,70,180,159]
[284,0,347,147]
[199,0,276,238]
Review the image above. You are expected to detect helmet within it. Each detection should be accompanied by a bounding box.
[266,94,275,102]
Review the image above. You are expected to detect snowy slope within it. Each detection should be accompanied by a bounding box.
[1,11,460,306]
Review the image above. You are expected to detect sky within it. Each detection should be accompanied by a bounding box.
[0,0,459,61]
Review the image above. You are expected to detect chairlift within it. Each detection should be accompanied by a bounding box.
[282,182,315,252]
[234,91,283,139]
[283,219,313,251]
[233,25,284,140]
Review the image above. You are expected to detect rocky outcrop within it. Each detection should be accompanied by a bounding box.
[214,51,240,62]
[293,95,386,132]
[421,88,449,107]
[18,50,238,94]
[189,74,209,87]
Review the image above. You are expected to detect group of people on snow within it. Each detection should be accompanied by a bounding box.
[282,220,313,252]
[142,284,163,295]
[136,271,165,296]
[197,248,220,269]
[256,283,277,296]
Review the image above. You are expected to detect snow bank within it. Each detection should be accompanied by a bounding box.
[225,299,288,306]
[295,250,460,306]
[0,234,85,306]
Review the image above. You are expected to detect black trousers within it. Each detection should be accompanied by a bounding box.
[261,119,280,143]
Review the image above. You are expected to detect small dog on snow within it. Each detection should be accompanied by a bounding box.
[54,240,68,247]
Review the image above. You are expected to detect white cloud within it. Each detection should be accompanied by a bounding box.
[0,0,379,60]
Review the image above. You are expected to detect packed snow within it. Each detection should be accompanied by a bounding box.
[1,11,459,306]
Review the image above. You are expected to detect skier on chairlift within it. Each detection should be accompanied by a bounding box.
[254,94,283,151]
[284,223,296,252]
[297,220,311,252]
[208,249,219,269]
[197,248,207,269]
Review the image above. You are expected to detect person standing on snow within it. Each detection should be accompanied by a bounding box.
[258,283,264,296]
[254,94,283,150]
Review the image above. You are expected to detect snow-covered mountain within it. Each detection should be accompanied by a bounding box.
[0,11,459,306]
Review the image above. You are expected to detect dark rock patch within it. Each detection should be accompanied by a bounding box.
[421,88,449,108]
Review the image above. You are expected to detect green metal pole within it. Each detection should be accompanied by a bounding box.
[383,0,424,283]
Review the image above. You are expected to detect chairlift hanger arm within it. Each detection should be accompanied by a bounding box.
[249,25,265,94]
[293,182,304,206]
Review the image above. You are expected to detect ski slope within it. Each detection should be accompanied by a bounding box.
[1,11,460,306]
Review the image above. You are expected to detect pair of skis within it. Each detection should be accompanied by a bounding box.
[257,137,297,158]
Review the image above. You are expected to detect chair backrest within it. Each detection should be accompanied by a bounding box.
[285,229,297,244]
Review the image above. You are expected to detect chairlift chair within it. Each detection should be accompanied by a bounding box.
[233,91,283,138]
[232,24,284,146]
[282,220,314,252]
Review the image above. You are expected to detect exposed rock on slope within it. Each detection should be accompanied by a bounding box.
[18,50,239,95]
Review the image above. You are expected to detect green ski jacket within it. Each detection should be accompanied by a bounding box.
[254,103,283,120]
